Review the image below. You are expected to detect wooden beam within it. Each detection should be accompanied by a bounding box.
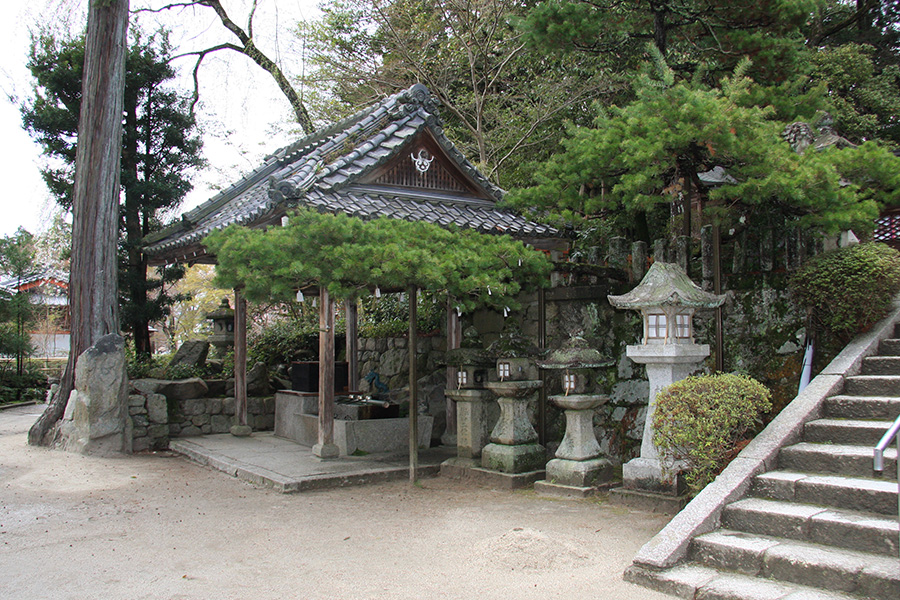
[314,288,339,458]
[231,288,250,436]
[346,299,359,392]
[409,285,419,483]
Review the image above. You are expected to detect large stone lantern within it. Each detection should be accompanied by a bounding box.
[608,262,724,510]
[534,336,614,497]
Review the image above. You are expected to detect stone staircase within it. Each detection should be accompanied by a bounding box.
[627,328,900,600]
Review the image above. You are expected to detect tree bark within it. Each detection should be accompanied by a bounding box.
[29,0,129,446]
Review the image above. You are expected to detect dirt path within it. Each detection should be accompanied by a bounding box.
[0,405,674,600]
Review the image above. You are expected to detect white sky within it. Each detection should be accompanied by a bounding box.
[0,0,322,238]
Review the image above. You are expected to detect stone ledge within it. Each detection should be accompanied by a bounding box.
[440,458,544,489]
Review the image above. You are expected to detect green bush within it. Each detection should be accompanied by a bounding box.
[248,318,328,366]
[653,373,772,494]
[791,242,900,342]
[358,292,443,338]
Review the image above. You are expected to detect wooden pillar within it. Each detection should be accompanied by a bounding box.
[443,298,460,446]
[314,288,339,458]
[538,287,548,445]
[230,288,251,436]
[408,285,419,483]
[713,225,725,373]
[346,299,359,392]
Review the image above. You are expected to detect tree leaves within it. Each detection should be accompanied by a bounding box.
[203,208,552,313]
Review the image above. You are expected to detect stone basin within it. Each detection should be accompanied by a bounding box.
[549,394,609,412]
[485,379,542,398]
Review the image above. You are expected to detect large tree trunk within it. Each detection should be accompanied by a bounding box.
[29,0,129,446]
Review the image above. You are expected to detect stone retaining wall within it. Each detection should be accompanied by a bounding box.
[128,377,276,451]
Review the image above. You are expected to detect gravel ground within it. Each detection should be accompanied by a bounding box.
[0,404,674,600]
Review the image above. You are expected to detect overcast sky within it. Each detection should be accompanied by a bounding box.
[0,0,321,239]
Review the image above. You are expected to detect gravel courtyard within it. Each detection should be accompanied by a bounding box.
[1,404,673,600]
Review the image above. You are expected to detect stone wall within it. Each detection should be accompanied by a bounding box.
[128,377,276,451]
[356,334,448,441]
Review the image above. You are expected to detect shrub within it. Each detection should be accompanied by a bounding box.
[791,242,900,342]
[652,373,772,494]
[248,318,324,366]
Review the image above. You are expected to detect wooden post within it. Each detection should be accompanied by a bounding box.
[314,288,339,458]
[443,298,460,446]
[230,288,251,436]
[713,226,725,373]
[408,285,419,483]
[346,299,359,392]
[538,287,547,445]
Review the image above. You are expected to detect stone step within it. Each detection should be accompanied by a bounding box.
[722,497,899,556]
[879,338,900,356]
[824,395,900,421]
[862,355,900,376]
[752,470,900,516]
[779,442,897,480]
[843,375,900,397]
[691,530,900,599]
[804,418,896,446]
[625,562,861,600]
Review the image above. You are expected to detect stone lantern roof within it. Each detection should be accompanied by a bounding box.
[537,336,611,370]
[607,262,724,311]
[205,297,234,320]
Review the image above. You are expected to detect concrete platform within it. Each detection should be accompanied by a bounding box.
[170,432,454,493]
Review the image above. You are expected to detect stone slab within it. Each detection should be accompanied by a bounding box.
[534,479,602,498]
[170,433,453,493]
[609,488,691,515]
[440,458,544,489]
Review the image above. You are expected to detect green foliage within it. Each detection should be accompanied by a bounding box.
[358,291,443,338]
[247,318,322,367]
[653,373,772,494]
[507,64,896,238]
[204,208,552,315]
[790,242,900,342]
[0,229,38,378]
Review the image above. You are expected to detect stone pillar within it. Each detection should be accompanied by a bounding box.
[676,235,690,275]
[631,241,648,282]
[621,343,709,495]
[537,394,612,495]
[230,289,251,437]
[481,379,544,474]
[314,288,339,458]
[56,334,131,455]
[609,236,628,272]
[653,239,667,263]
[447,388,492,459]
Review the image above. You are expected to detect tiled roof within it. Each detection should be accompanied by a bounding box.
[144,84,557,264]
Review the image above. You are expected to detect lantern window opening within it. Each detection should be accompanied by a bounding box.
[675,312,692,340]
[498,361,511,380]
[563,372,576,395]
[646,313,667,341]
[457,370,467,389]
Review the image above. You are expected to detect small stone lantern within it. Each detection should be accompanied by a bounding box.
[608,262,724,508]
[205,297,235,356]
[480,331,545,479]
[535,336,614,496]
[443,346,495,461]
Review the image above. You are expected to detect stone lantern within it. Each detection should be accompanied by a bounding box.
[479,331,545,483]
[534,336,614,497]
[608,262,724,510]
[443,345,495,461]
[205,297,235,357]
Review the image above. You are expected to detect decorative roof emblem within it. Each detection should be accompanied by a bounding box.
[410,148,434,174]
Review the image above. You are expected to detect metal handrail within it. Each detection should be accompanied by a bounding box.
[874,415,900,546]
[873,415,900,473]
